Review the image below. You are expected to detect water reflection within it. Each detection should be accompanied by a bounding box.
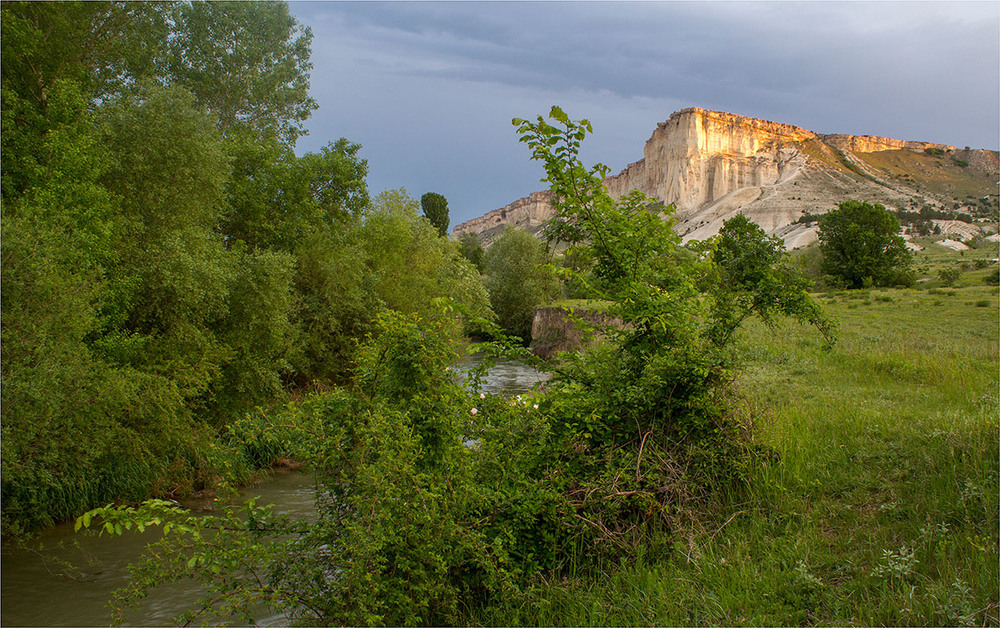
[456,354,551,395]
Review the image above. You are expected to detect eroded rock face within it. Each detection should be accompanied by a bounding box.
[452,191,556,245]
[453,108,996,249]
[605,108,817,212]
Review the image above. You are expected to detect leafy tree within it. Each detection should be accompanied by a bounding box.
[709,214,835,348]
[512,106,834,551]
[220,133,369,252]
[167,0,316,144]
[0,1,168,200]
[458,232,485,271]
[362,189,490,323]
[421,191,450,237]
[482,227,557,342]
[818,200,915,288]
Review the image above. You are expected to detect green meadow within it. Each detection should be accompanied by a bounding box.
[476,256,999,626]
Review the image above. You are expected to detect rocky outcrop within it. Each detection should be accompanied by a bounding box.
[604,108,816,214]
[453,108,998,249]
[819,134,953,154]
[452,191,556,245]
[530,306,623,359]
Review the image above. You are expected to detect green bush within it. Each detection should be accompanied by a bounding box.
[938,267,961,287]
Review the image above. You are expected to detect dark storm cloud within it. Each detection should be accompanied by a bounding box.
[289,1,999,225]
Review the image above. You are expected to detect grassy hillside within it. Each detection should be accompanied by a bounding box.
[477,278,999,625]
[857,149,997,201]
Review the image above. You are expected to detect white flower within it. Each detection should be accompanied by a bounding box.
[533,404,539,409]
[470,408,478,415]
[479,393,486,399]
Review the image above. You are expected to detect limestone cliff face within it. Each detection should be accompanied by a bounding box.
[452,191,555,245]
[604,108,816,214]
[819,134,953,154]
[453,108,996,248]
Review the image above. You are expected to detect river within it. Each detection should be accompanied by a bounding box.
[1,357,547,627]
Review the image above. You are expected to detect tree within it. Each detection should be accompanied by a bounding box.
[458,232,484,271]
[420,192,449,237]
[817,200,915,288]
[167,1,316,144]
[482,227,557,342]
[709,214,835,348]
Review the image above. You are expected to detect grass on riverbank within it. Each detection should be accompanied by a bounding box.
[475,283,999,626]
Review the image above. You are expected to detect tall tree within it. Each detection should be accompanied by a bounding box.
[420,192,450,237]
[0,1,168,201]
[167,1,316,144]
[817,200,915,288]
[482,227,557,342]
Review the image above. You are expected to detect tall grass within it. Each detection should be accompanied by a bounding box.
[474,284,998,626]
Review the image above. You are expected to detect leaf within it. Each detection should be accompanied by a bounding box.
[187,556,197,569]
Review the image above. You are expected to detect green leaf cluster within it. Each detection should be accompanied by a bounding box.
[818,200,916,289]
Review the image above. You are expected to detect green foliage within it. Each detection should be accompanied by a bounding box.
[510,107,834,551]
[710,214,836,348]
[70,108,839,626]
[167,0,317,144]
[220,133,369,252]
[362,189,492,324]
[482,227,558,341]
[420,191,450,237]
[0,0,378,533]
[458,232,485,271]
[938,266,962,287]
[818,200,916,288]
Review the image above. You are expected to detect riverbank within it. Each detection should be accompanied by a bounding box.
[0,470,318,627]
[473,283,999,625]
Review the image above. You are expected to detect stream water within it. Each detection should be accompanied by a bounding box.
[1,356,547,627]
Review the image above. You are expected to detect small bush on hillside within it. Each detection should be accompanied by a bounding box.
[938,267,961,287]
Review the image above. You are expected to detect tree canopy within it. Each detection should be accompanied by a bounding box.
[0,0,494,534]
[420,191,450,237]
[817,200,915,288]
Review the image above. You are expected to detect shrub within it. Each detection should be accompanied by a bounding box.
[938,267,961,287]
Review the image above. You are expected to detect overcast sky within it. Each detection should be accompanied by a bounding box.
[288,1,1000,228]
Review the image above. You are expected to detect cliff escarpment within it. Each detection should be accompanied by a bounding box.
[454,108,998,248]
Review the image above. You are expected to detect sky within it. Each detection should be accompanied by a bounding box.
[288,1,1000,228]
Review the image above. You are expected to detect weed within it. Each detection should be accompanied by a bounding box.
[870,546,918,583]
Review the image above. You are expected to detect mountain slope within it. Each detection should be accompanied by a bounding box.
[454,108,998,248]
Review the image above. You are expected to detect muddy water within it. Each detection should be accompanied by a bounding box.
[1,357,548,627]
[1,471,318,627]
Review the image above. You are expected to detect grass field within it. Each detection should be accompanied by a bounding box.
[477,276,998,625]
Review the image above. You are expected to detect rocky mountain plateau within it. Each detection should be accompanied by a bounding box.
[454,108,999,250]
